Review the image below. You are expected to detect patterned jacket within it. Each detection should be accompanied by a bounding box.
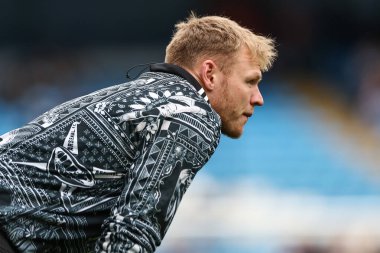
[0,63,221,253]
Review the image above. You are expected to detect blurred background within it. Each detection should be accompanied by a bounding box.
[1,0,380,252]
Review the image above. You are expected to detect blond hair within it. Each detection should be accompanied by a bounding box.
[165,13,277,72]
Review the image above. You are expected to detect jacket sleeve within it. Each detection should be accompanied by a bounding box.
[95,109,219,253]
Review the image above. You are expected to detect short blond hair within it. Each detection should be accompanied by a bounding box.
[165,13,277,72]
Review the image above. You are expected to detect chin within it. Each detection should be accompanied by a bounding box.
[221,126,243,139]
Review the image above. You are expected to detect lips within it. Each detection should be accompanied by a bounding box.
[243,112,253,118]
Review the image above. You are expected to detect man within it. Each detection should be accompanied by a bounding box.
[0,14,276,253]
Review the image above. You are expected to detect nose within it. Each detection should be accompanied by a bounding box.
[250,86,264,106]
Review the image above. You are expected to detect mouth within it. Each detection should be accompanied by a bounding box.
[243,112,253,118]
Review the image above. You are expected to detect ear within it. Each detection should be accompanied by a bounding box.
[199,60,220,91]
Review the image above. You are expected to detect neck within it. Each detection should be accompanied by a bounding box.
[181,65,205,89]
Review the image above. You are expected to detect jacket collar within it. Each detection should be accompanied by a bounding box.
[150,63,209,103]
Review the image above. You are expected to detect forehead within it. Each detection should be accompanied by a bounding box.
[230,47,262,77]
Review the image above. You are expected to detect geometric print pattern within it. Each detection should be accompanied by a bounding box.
[0,63,221,253]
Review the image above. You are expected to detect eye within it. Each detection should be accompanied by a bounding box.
[247,79,258,86]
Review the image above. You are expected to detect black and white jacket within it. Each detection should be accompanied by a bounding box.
[0,63,221,253]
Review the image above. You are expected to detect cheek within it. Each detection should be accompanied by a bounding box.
[222,91,239,113]
[221,80,246,115]
[232,87,248,108]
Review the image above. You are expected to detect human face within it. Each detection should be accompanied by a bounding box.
[214,48,264,138]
